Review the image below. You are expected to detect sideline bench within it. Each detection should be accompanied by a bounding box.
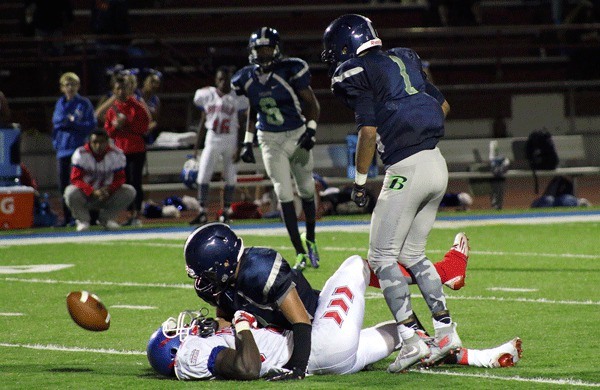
[143,135,599,195]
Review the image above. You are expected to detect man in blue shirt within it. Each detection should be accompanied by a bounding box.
[52,72,96,226]
[322,14,461,372]
[232,27,321,270]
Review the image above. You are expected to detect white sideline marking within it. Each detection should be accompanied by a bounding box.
[419,369,600,388]
[0,312,24,316]
[487,287,538,292]
[364,292,600,306]
[110,305,157,310]
[0,343,145,355]
[0,343,597,387]
[0,264,74,274]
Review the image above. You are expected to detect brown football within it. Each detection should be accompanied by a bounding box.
[66,291,111,331]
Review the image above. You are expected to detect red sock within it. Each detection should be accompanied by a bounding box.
[457,348,469,365]
[434,249,467,284]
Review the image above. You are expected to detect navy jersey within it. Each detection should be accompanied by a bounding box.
[214,247,319,329]
[231,58,311,132]
[331,47,445,166]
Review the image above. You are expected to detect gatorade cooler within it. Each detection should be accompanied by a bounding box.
[346,134,379,179]
[0,186,35,229]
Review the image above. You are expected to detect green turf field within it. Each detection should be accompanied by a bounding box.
[1,216,599,389]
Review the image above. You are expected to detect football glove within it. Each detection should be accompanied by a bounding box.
[297,126,316,151]
[351,182,368,208]
[232,310,257,330]
[266,367,305,381]
[240,142,256,163]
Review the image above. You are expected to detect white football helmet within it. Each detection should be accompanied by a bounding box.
[180,157,199,189]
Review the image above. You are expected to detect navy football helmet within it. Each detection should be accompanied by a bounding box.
[248,27,282,70]
[321,14,382,75]
[184,223,244,306]
[147,309,218,377]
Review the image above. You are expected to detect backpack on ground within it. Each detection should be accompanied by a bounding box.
[525,130,559,193]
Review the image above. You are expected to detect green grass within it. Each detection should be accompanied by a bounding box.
[1,217,599,389]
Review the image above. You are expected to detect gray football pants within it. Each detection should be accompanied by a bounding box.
[367,147,449,324]
[64,184,136,223]
[257,126,315,203]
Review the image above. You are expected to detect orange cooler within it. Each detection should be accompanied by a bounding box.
[0,186,35,229]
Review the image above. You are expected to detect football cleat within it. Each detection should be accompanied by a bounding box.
[75,220,90,232]
[300,232,320,268]
[422,322,462,367]
[388,333,431,373]
[218,208,233,224]
[494,337,522,368]
[292,253,308,271]
[189,211,208,226]
[451,232,469,258]
[444,275,465,290]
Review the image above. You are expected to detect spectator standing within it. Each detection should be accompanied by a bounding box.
[104,73,151,226]
[51,72,96,227]
[135,69,162,144]
[64,128,135,231]
[232,27,321,270]
[189,66,249,225]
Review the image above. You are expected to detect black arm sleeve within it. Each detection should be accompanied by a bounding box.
[283,322,312,374]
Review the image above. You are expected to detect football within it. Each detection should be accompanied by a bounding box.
[66,291,111,332]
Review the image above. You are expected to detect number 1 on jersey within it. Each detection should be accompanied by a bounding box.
[390,55,418,95]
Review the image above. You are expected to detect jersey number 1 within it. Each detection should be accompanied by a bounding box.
[390,55,418,95]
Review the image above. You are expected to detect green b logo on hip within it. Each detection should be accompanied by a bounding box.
[388,175,408,190]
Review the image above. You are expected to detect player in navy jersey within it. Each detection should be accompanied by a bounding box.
[183,223,474,379]
[322,14,460,372]
[232,27,321,271]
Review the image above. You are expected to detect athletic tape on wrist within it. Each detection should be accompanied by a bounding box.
[243,132,254,144]
[306,120,317,130]
[235,321,250,333]
[355,172,368,186]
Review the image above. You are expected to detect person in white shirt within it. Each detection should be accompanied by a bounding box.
[189,66,249,225]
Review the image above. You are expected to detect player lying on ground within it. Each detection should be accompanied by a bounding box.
[148,255,522,380]
[184,224,470,378]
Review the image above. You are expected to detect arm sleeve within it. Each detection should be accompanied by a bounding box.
[331,63,376,127]
[71,99,97,133]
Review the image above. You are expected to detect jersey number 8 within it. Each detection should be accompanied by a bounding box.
[259,97,284,125]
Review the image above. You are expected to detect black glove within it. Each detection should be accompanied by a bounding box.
[297,126,316,151]
[266,367,305,381]
[240,142,256,163]
[351,182,368,208]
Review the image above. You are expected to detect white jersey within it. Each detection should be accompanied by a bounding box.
[71,145,126,189]
[175,326,293,380]
[193,86,249,141]
[175,255,401,380]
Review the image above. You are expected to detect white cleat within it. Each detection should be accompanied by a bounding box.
[492,337,522,368]
[451,232,470,258]
[388,333,431,373]
[422,322,462,367]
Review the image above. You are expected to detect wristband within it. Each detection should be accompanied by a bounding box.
[355,172,368,186]
[243,131,254,144]
[235,321,250,333]
[306,120,317,130]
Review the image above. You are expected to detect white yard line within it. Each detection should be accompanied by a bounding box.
[3,277,597,306]
[419,369,600,387]
[0,342,598,387]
